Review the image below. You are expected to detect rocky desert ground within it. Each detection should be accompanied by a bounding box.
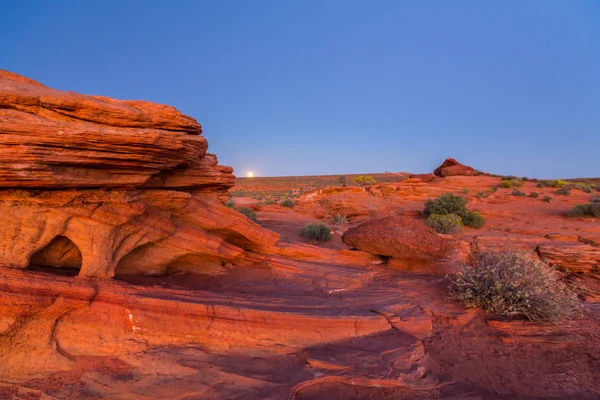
[0,70,599,400]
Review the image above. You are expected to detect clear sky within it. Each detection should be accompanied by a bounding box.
[2,1,599,178]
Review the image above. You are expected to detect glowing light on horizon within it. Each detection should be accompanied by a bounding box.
[247,171,254,178]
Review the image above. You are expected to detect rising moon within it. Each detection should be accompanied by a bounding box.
[247,171,254,178]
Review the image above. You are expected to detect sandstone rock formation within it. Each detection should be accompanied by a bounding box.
[342,215,452,268]
[433,157,476,177]
[0,70,278,278]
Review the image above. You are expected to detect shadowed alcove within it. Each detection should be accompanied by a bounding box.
[28,235,83,276]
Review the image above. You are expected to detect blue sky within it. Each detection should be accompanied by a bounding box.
[2,0,599,178]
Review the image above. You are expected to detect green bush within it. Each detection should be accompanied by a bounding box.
[352,175,377,186]
[225,199,236,209]
[512,189,526,197]
[529,192,539,198]
[301,223,332,242]
[499,180,514,189]
[331,214,348,226]
[543,195,553,203]
[426,214,463,234]
[476,191,485,199]
[462,212,485,229]
[555,187,571,196]
[238,207,258,223]
[568,202,600,218]
[424,193,468,216]
[424,193,484,229]
[265,198,275,205]
[462,188,470,194]
[279,198,295,208]
[449,249,581,323]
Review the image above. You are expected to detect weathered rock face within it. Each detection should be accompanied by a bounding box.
[0,71,279,277]
[0,70,233,190]
[342,215,452,262]
[433,158,476,177]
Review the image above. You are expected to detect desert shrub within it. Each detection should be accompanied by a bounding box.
[591,196,600,203]
[529,192,539,198]
[511,189,526,197]
[279,198,295,208]
[425,193,484,229]
[595,185,600,192]
[331,214,348,226]
[501,175,519,180]
[555,186,571,196]
[513,179,524,187]
[238,207,258,223]
[537,181,547,188]
[301,223,332,242]
[476,191,485,199]
[225,199,236,209]
[448,249,581,323]
[265,198,275,205]
[499,180,514,189]
[543,195,553,203]
[568,203,600,218]
[424,193,467,216]
[353,175,377,186]
[338,175,348,187]
[573,184,594,194]
[462,188,470,194]
[582,186,594,194]
[426,214,463,234]
[521,176,529,181]
[489,187,498,193]
[462,212,485,229]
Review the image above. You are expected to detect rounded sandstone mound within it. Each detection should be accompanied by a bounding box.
[342,215,452,261]
[433,158,476,177]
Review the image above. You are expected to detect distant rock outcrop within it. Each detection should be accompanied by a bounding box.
[0,70,279,278]
[433,158,476,177]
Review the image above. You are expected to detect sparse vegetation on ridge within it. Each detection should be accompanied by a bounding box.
[238,206,258,223]
[352,175,377,186]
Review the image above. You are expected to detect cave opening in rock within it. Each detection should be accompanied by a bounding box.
[28,235,83,276]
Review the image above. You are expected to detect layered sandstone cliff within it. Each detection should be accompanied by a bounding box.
[0,70,279,278]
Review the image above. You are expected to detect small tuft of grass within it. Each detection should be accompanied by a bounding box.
[331,214,348,226]
[543,195,553,203]
[301,223,332,242]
